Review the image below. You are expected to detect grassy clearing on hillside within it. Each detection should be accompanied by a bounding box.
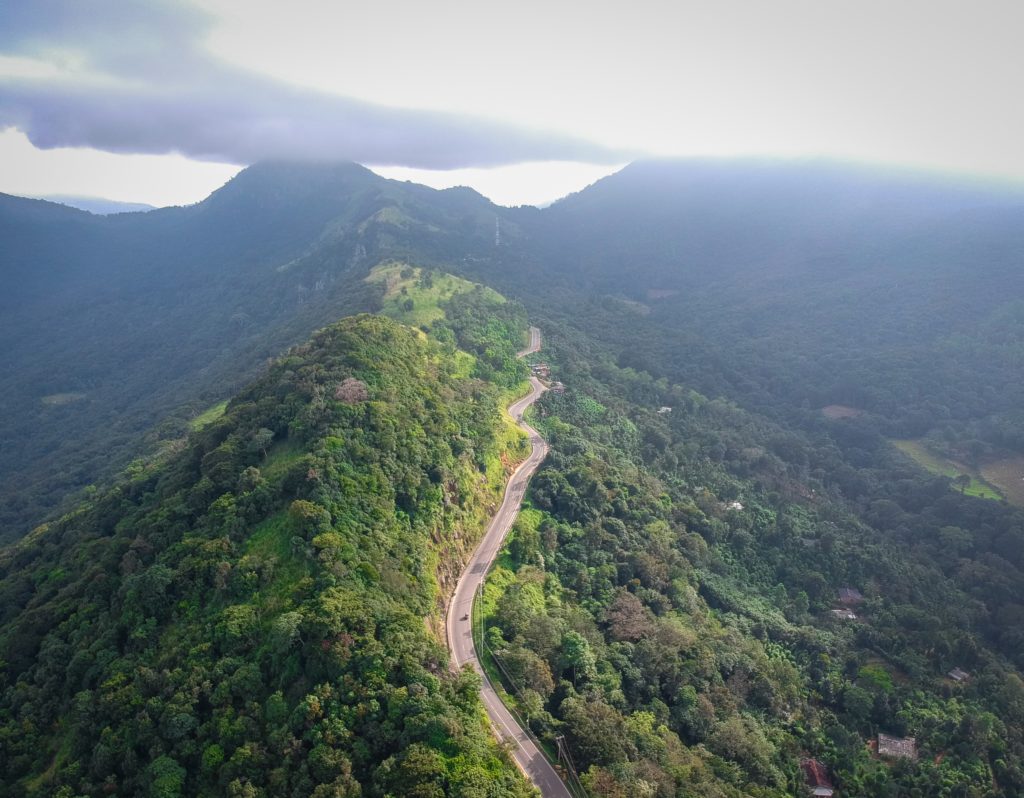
[452,349,475,378]
[188,400,228,430]
[893,439,1003,500]
[368,260,504,328]
[244,511,310,608]
[244,511,292,562]
[261,437,306,481]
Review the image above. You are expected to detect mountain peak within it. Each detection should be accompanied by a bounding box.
[202,160,383,209]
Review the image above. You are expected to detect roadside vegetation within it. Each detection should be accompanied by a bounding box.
[0,284,535,797]
[477,319,1024,797]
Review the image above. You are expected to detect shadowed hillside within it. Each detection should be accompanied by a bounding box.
[0,163,505,541]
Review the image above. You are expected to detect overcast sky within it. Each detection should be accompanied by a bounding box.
[2,0,1023,207]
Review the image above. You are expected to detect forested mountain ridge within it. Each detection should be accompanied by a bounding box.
[500,160,1024,456]
[0,162,506,542]
[4,158,1024,796]
[479,317,1024,796]
[8,158,1024,542]
[0,299,537,796]
[36,196,156,215]
[445,161,1024,795]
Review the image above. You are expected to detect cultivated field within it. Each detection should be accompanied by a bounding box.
[892,439,1003,501]
[980,456,1024,506]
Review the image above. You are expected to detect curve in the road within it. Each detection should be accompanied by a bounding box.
[445,327,573,798]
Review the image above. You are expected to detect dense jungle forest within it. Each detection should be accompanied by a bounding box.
[481,316,1024,796]
[0,282,536,796]
[3,160,1024,797]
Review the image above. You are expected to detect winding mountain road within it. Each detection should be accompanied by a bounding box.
[445,327,572,798]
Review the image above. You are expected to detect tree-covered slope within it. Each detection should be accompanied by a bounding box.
[5,157,1024,798]
[501,159,1024,456]
[11,157,1024,545]
[481,319,1024,797]
[0,162,504,542]
[0,312,535,798]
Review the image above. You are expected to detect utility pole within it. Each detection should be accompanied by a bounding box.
[495,216,501,247]
[555,735,587,796]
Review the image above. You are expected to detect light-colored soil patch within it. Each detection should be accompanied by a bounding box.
[822,404,864,419]
[41,392,86,406]
[646,288,680,300]
[980,456,1024,506]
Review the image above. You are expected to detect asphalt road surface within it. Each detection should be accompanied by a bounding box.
[446,327,572,798]
[518,325,542,358]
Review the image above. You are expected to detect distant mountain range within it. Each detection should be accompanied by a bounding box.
[0,162,501,539]
[36,194,157,214]
[4,158,1024,798]
[3,159,1024,542]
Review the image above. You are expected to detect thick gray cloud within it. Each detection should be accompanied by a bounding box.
[0,0,629,168]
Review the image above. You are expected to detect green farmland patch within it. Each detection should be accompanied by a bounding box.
[893,439,1003,500]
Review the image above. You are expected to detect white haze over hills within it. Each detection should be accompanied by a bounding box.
[38,195,156,214]
[2,1,1024,206]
